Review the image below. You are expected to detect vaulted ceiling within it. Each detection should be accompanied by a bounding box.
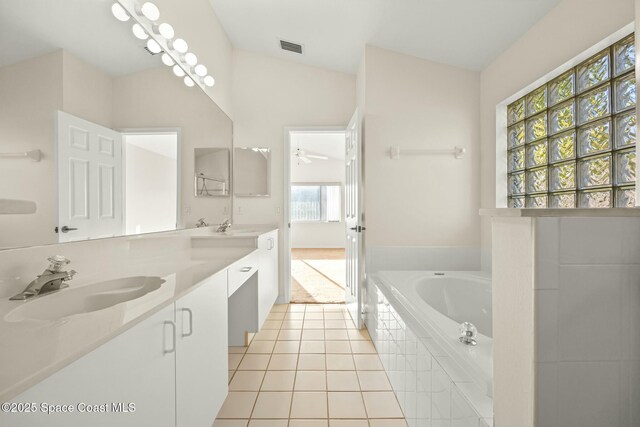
[209,0,561,74]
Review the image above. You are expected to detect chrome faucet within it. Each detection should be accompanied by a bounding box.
[459,321,478,346]
[216,219,232,233]
[10,256,77,301]
[196,218,208,228]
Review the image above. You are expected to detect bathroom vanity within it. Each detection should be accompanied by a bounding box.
[193,227,279,343]
[0,226,279,427]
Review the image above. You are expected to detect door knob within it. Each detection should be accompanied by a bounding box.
[55,226,78,233]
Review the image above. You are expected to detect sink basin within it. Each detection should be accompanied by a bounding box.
[5,276,165,322]
[218,228,263,236]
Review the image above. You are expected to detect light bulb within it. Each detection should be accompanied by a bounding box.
[203,75,215,87]
[140,2,160,21]
[184,76,195,87]
[171,38,188,54]
[161,53,174,66]
[184,52,198,66]
[146,39,162,54]
[172,65,185,77]
[158,23,174,39]
[132,23,149,40]
[194,64,207,77]
[111,3,130,22]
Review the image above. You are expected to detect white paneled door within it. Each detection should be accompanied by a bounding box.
[345,109,364,328]
[57,111,123,242]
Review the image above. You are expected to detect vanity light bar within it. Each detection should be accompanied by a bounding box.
[111,1,216,89]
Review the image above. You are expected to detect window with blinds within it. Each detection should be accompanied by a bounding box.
[291,184,342,222]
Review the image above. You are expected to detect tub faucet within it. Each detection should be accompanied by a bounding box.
[195,218,208,228]
[9,256,77,301]
[459,321,478,346]
[216,219,232,233]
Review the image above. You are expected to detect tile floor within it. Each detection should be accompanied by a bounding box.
[216,303,408,427]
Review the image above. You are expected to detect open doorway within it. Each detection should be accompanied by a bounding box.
[288,131,346,303]
[122,131,179,235]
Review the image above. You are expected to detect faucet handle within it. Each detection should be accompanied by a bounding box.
[47,255,70,272]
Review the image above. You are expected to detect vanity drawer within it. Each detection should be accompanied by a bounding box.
[228,251,259,297]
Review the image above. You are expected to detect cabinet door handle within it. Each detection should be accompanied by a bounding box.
[240,266,252,272]
[181,308,193,337]
[164,321,176,354]
[268,237,275,250]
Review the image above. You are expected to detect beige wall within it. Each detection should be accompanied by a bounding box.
[0,52,63,248]
[62,51,113,128]
[362,45,481,247]
[479,0,635,267]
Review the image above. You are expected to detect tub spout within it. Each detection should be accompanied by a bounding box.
[459,321,478,346]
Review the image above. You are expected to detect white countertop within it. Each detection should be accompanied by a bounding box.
[193,224,278,238]
[480,208,640,217]
[0,246,256,402]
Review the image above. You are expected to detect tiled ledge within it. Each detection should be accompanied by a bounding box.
[480,208,640,217]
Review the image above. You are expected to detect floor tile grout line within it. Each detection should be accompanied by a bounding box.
[222,303,407,426]
[247,348,274,419]
[287,320,298,421]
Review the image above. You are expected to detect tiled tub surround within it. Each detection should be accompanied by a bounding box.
[367,272,493,427]
[0,225,277,401]
[485,209,640,427]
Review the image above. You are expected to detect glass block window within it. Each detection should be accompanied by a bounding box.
[507,34,637,208]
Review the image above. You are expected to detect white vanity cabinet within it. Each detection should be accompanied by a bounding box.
[175,271,228,427]
[2,303,177,427]
[1,271,229,427]
[258,230,279,327]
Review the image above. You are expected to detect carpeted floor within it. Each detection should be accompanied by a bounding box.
[291,248,345,304]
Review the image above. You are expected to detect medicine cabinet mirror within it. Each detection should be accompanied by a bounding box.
[233,148,271,197]
[194,148,230,197]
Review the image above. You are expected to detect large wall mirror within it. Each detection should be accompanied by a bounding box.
[0,0,232,250]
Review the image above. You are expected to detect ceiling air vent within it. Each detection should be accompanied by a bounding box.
[280,40,303,55]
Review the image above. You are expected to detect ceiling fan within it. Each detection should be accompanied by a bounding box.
[294,147,329,164]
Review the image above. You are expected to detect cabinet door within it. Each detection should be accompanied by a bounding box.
[258,231,279,327]
[1,303,176,427]
[176,271,228,427]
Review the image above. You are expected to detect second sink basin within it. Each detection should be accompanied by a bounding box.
[4,276,165,322]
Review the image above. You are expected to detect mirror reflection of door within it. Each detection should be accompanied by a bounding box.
[56,113,179,242]
[57,112,124,243]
